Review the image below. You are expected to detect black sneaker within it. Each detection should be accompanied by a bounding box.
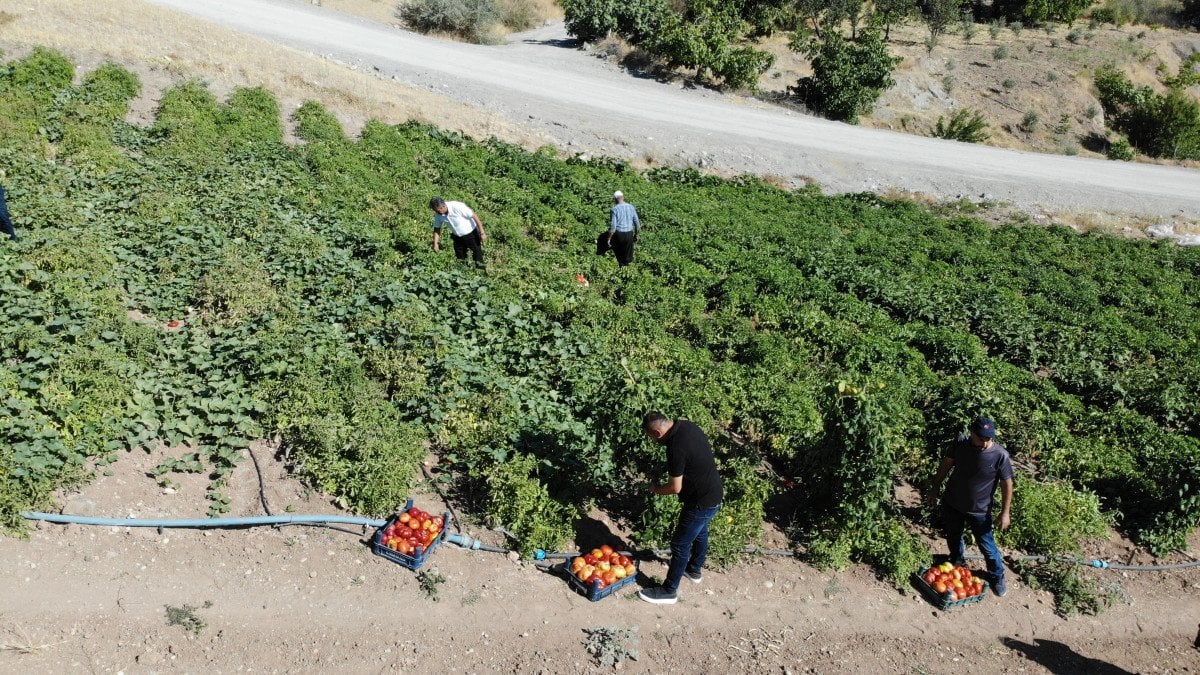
[684,570,703,584]
[638,586,678,605]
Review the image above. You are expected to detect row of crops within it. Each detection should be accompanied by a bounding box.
[2,48,1198,607]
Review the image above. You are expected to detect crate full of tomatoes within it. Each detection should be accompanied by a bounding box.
[914,562,988,610]
[372,499,450,571]
[565,545,639,601]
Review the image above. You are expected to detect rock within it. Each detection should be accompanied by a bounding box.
[507,551,520,564]
[63,497,98,516]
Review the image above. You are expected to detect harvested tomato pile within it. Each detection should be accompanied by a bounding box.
[571,545,636,591]
[379,507,445,556]
[922,562,986,601]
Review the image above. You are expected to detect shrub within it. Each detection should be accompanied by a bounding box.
[793,29,902,123]
[397,0,503,43]
[497,0,538,30]
[1002,479,1111,555]
[993,44,1009,59]
[1095,64,1200,160]
[1002,77,1017,90]
[1020,110,1040,132]
[1067,28,1082,42]
[485,454,578,556]
[932,108,990,142]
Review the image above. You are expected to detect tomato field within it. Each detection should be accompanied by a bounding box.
[1,48,1198,610]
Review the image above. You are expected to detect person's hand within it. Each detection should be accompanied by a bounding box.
[998,510,1011,531]
[923,491,939,508]
[433,242,440,253]
[479,231,487,243]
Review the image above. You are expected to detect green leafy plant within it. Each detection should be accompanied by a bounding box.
[932,108,990,143]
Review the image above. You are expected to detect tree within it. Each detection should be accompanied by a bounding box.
[1095,63,1200,160]
[793,28,902,123]
[873,0,918,41]
[992,0,1092,23]
[649,0,774,89]
[920,0,963,45]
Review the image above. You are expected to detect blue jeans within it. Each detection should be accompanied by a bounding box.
[664,504,720,593]
[943,505,1005,582]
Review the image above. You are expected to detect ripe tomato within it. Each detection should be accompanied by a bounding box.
[398,513,411,524]
[624,563,636,577]
[923,570,937,585]
[600,544,614,556]
[590,548,604,559]
[602,571,616,585]
[961,569,973,579]
[432,516,444,529]
[583,554,598,565]
[571,558,586,571]
[617,555,630,567]
[407,507,421,518]
[576,569,589,581]
[934,581,948,594]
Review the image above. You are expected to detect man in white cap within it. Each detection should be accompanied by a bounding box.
[607,191,641,267]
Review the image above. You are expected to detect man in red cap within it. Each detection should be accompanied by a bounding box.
[926,416,1014,596]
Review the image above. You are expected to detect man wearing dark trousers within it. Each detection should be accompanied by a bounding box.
[639,412,723,605]
[430,196,486,267]
[607,191,640,267]
[0,180,16,242]
[926,416,1014,597]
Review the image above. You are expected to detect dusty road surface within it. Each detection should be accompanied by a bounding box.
[146,0,1200,219]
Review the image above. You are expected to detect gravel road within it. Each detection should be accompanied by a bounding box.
[151,0,1200,218]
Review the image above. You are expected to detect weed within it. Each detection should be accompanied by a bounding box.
[1067,29,1082,43]
[1002,78,1017,90]
[1050,37,1060,47]
[1010,21,1023,35]
[1085,104,1099,119]
[1046,70,1058,82]
[932,108,990,143]
[942,74,956,93]
[1020,110,1041,133]
[582,626,639,667]
[461,589,482,606]
[165,601,212,635]
[993,44,1009,60]
[416,568,447,601]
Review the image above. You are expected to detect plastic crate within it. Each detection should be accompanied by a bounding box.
[371,498,450,571]
[913,566,989,610]
[563,556,639,602]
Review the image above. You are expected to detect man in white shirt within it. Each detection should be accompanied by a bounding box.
[430,196,487,267]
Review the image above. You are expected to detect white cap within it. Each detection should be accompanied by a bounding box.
[613,191,623,199]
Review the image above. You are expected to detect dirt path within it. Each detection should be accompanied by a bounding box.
[145,0,1200,220]
[2,446,1198,673]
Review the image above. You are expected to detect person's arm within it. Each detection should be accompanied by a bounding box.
[608,207,617,242]
[924,457,955,506]
[432,217,441,252]
[650,475,683,495]
[633,208,641,238]
[472,212,486,242]
[997,478,1013,530]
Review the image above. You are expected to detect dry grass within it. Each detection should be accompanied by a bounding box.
[0,618,58,655]
[0,0,537,146]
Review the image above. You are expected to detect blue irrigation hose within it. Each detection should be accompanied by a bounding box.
[22,511,387,529]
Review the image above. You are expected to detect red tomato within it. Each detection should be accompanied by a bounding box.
[934,581,948,594]
[600,544,614,556]
[432,516,444,528]
[407,507,421,518]
[923,571,937,585]
[583,554,598,565]
[602,571,616,585]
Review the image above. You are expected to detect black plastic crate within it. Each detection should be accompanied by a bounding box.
[371,498,450,571]
[913,566,988,610]
[563,555,639,601]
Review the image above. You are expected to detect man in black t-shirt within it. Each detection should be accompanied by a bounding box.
[926,416,1014,597]
[638,412,724,605]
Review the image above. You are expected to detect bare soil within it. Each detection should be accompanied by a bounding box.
[2,446,1199,673]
